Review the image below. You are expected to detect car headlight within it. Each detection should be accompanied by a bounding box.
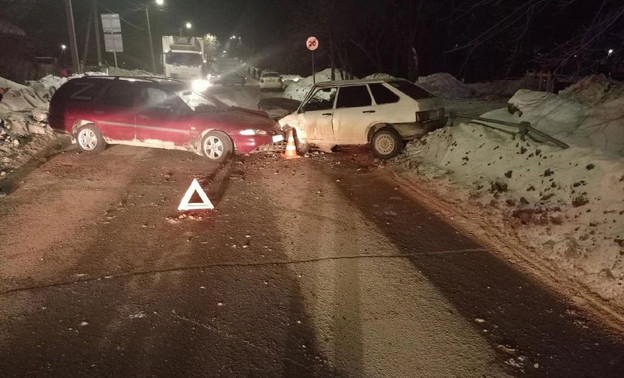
[192,79,211,92]
[240,129,268,136]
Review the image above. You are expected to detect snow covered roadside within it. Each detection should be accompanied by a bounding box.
[0,75,67,179]
[392,76,624,309]
[0,69,154,182]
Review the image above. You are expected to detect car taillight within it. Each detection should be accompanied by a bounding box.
[416,111,430,122]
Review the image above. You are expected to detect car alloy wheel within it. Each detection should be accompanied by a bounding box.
[78,128,98,151]
[76,124,106,153]
[204,135,224,159]
[201,130,233,163]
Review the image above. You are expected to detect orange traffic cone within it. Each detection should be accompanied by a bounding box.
[282,128,301,159]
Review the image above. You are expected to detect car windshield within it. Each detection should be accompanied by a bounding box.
[165,52,203,66]
[388,80,435,100]
[262,72,280,78]
[176,89,229,112]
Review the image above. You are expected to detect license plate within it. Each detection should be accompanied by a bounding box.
[272,135,284,143]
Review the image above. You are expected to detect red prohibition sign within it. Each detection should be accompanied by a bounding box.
[306,36,319,51]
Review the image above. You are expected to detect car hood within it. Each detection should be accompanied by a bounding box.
[195,108,278,132]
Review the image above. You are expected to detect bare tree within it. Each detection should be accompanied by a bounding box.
[448,0,624,77]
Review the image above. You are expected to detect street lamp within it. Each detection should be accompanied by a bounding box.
[145,0,164,74]
[60,44,67,60]
[180,22,192,36]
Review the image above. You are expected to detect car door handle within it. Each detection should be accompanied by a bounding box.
[138,114,150,120]
[322,113,332,116]
[93,110,104,114]
[362,110,376,114]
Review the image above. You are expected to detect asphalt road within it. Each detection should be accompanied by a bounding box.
[0,85,622,377]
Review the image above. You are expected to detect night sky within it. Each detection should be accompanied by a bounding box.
[1,0,622,81]
[3,0,288,71]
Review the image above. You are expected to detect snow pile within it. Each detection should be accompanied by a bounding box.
[104,67,152,77]
[417,73,476,99]
[280,74,303,83]
[282,68,352,101]
[558,74,624,106]
[0,75,66,172]
[506,89,624,156]
[0,77,28,91]
[392,86,624,303]
[280,74,303,90]
[362,73,396,80]
[467,78,531,98]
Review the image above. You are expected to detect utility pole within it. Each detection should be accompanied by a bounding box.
[63,0,81,73]
[93,0,102,66]
[82,10,93,67]
[145,5,157,73]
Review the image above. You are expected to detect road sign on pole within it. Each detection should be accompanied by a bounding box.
[101,13,123,68]
[306,36,319,85]
[306,36,319,51]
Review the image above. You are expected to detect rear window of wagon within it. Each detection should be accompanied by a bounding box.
[388,80,434,100]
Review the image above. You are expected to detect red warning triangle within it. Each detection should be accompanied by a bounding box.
[178,178,214,211]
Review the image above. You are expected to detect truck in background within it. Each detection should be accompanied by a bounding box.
[161,36,205,81]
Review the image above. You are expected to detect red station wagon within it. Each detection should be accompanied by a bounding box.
[49,76,283,162]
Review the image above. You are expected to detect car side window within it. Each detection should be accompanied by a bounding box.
[140,87,191,114]
[336,85,372,108]
[101,82,135,108]
[302,88,336,112]
[67,81,102,101]
[369,83,400,104]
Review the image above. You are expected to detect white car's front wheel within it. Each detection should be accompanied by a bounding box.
[371,128,402,159]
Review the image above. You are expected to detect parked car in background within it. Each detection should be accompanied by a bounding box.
[278,78,447,158]
[210,71,246,86]
[259,71,284,91]
[49,76,283,163]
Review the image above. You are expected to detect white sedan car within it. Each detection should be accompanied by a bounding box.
[278,78,447,158]
[259,71,284,91]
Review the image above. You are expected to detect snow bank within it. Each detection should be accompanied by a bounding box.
[506,89,624,156]
[392,85,624,303]
[0,77,28,91]
[104,67,152,77]
[0,75,65,173]
[417,73,475,99]
[282,68,352,101]
[467,78,531,98]
[558,74,624,106]
[362,73,396,80]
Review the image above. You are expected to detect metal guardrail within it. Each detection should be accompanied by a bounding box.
[449,111,569,149]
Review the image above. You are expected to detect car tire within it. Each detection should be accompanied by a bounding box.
[371,128,402,159]
[201,130,233,163]
[291,129,310,154]
[296,141,311,155]
[76,124,106,153]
